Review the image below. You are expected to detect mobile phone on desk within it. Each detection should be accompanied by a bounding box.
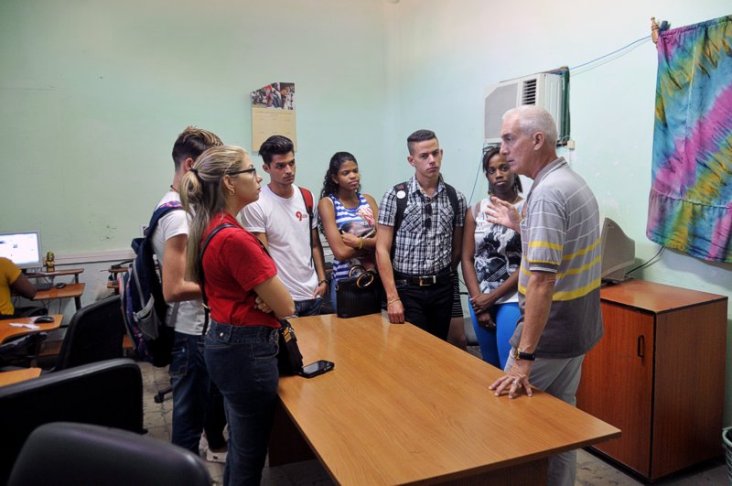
[299,360,335,378]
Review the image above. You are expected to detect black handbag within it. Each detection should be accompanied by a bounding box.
[335,266,382,318]
[277,319,303,375]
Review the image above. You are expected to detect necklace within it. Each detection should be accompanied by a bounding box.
[170,185,178,193]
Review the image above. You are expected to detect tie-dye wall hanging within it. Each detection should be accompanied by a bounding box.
[647,15,732,263]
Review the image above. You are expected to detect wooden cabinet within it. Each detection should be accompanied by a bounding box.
[577,279,727,482]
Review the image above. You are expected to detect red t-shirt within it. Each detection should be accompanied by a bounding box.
[201,212,280,328]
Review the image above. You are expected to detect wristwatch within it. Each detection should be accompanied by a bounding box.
[511,347,536,361]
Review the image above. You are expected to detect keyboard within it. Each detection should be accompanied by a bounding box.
[36,282,53,291]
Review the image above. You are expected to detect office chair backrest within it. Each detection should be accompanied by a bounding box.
[8,422,212,486]
[0,358,144,484]
[55,294,126,370]
[0,332,47,368]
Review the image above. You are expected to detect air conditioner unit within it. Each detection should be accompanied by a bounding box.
[484,72,565,145]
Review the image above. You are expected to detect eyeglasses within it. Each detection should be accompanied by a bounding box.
[226,167,257,176]
[424,201,432,230]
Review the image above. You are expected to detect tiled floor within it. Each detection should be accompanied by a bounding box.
[140,359,727,485]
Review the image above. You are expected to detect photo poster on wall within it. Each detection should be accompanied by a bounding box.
[250,81,296,152]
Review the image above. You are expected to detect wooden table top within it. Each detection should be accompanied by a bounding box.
[0,314,63,343]
[0,367,42,387]
[33,282,85,301]
[282,314,620,485]
[601,279,726,313]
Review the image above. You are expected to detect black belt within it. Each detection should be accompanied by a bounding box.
[394,268,451,287]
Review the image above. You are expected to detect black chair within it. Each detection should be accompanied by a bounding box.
[8,422,212,486]
[12,305,48,317]
[0,332,47,369]
[0,358,144,484]
[41,294,126,370]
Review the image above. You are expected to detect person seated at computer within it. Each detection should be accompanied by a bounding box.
[461,147,523,369]
[0,257,38,317]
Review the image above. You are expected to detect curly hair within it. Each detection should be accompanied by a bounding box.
[320,151,359,199]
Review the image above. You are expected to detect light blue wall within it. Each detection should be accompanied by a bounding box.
[1,0,730,419]
[0,0,390,252]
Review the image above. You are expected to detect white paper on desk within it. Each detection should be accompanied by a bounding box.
[9,323,40,329]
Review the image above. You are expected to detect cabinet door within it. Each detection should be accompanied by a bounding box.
[577,302,655,476]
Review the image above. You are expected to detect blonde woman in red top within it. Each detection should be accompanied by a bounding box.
[181,145,294,486]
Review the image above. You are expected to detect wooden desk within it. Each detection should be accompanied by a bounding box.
[271,314,620,485]
[33,283,85,311]
[0,368,41,387]
[26,268,84,284]
[0,315,63,344]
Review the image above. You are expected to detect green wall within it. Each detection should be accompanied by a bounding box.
[0,0,389,252]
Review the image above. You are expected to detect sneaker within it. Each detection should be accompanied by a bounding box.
[206,447,228,464]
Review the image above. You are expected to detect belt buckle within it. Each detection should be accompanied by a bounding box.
[418,275,436,287]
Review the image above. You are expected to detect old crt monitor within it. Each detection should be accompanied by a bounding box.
[0,231,42,269]
[600,218,635,284]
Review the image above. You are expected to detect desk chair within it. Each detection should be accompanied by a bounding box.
[0,358,144,484]
[11,305,48,317]
[39,294,125,370]
[8,422,212,486]
[0,332,47,370]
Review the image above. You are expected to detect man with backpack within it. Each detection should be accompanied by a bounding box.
[240,135,328,316]
[375,129,467,340]
[150,126,227,461]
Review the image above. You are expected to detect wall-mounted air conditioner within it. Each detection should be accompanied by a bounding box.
[484,72,567,146]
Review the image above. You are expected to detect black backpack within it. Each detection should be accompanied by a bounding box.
[119,201,181,367]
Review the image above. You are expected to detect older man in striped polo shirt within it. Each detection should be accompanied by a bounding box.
[488,105,603,486]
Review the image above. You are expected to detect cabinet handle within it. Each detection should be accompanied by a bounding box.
[637,335,645,358]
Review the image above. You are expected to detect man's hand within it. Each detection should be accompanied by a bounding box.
[386,298,405,324]
[489,359,534,399]
[313,280,328,299]
[485,196,521,232]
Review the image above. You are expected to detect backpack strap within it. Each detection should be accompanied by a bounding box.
[390,182,409,260]
[298,187,315,268]
[444,183,459,229]
[198,223,236,336]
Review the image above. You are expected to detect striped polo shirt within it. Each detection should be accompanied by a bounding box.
[511,157,603,358]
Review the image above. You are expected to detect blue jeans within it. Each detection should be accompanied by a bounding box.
[205,321,279,486]
[169,332,226,454]
[469,302,520,369]
[295,297,323,316]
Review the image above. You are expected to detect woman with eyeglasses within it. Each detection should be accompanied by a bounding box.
[461,146,523,369]
[180,145,295,486]
[318,151,379,312]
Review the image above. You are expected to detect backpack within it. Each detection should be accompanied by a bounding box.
[118,201,181,367]
[391,181,459,257]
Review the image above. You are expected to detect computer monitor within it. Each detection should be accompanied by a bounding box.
[0,231,43,269]
[600,218,635,284]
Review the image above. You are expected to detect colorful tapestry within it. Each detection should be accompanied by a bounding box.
[647,15,732,263]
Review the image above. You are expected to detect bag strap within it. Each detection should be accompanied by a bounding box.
[198,223,236,336]
[298,187,315,268]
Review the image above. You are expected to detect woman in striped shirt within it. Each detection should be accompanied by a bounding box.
[318,151,379,312]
